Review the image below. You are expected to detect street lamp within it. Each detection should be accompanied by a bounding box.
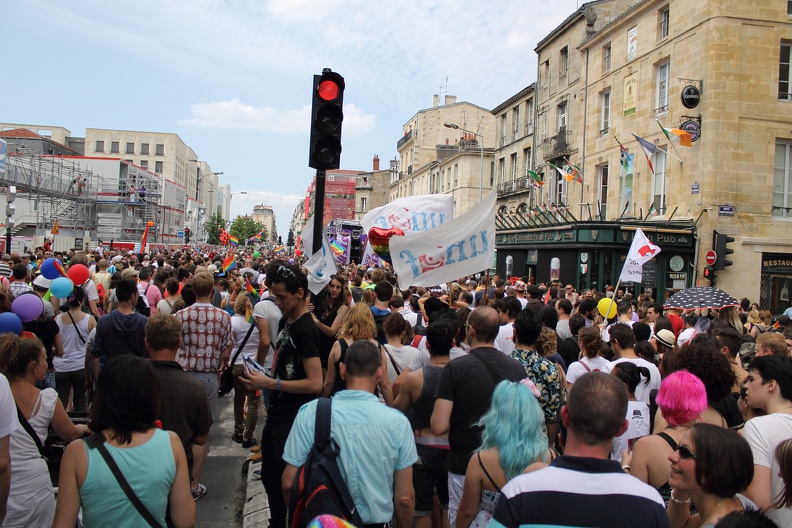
[444,122,485,200]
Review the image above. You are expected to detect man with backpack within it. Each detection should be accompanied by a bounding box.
[371,281,393,344]
[283,340,417,527]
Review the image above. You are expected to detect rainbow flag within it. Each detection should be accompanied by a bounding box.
[229,235,239,247]
[245,278,261,299]
[253,231,263,241]
[134,223,151,253]
[273,245,286,255]
[222,254,237,274]
[330,239,345,256]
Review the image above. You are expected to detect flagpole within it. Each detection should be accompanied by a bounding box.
[654,145,684,163]
[655,120,684,162]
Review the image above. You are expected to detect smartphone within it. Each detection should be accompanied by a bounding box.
[244,356,266,374]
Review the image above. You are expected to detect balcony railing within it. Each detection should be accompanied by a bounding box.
[397,130,414,149]
[497,176,534,196]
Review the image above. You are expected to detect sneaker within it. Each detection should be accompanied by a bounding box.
[250,451,262,462]
[231,433,243,443]
[242,437,257,449]
[250,445,262,454]
[191,483,207,501]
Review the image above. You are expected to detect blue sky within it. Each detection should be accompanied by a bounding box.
[3,0,583,237]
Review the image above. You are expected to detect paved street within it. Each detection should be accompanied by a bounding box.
[194,392,253,527]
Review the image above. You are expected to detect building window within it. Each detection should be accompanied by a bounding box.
[601,90,611,135]
[598,165,609,220]
[513,106,520,141]
[360,197,368,212]
[155,161,163,174]
[511,154,518,181]
[141,143,150,155]
[603,44,612,72]
[490,161,495,186]
[789,0,792,15]
[652,149,667,213]
[110,141,119,153]
[659,7,670,40]
[557,102,567,130]
[560,47,568,75]
[542,60,550,87]
[125,142,135,154]
[95,140,104,153]
[656,61,670,115]
[454,164,459,187]
[526,99,534,135]
[500,113,508,146]
[780,43,792,101]
[140,160,148,169]
[498,159,506,185]
[155,144,165,156]
[552,168,566,205]
[774,141,792,218]
[523,148,532,176]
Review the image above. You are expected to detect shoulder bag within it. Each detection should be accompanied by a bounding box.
[85,432,160,528]
[218,323,256,396]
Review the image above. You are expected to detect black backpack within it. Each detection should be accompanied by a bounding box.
[288,398,363,528]
[372,312,388,345]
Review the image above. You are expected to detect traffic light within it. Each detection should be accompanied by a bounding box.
[5,186,15,228]
[309,69,345,170]
[703,265,715,283]
[287,230,295,247]
[184,227,191,243]
[714,231,735,270]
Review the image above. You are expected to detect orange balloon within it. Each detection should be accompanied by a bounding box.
[147,221,154,226]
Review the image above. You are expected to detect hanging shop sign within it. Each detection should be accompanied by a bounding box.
[681,85,701,109]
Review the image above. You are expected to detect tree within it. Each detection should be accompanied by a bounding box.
[230,215,266,243]
[205,212,225,245]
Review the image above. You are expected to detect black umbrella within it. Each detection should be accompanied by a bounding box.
[664,286,739,310]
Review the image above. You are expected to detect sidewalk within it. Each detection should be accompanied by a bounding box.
[242,456,269,527]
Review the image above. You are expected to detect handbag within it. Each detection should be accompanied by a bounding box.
[85,433,161,528]
[218,323,256,396]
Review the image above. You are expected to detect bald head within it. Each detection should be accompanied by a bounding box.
[468,306,500,345]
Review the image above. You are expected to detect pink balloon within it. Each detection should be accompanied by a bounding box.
[67,264,90,285]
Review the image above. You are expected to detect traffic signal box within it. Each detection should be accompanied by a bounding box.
[309,69,345,170]
[714,231,735,271]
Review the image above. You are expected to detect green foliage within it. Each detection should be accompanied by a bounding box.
[205,212,225,245]
[230,215,266,242]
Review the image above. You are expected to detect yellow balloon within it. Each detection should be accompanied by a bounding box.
[598,297,618,319]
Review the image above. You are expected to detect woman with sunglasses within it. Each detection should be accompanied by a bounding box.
[622,370,707,505]
[667,423,757,527]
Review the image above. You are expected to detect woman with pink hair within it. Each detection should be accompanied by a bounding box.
[621,370,708,505]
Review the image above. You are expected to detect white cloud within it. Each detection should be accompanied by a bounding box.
[178,98,375,136]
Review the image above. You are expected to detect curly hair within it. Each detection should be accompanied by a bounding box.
[536,326,558,357]
[670,333,736,402]
[339,302,377,341]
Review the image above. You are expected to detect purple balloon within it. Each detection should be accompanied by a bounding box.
[11,293,44,323]
[0,312,22,335]
[289,258,295,265]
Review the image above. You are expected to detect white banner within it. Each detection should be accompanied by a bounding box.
[361,194,453,236]
[618,228,661,283]
[304,228,337,295]
[390,191,496,290]
[301,215,316,259]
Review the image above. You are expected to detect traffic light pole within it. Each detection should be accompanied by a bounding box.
[312,168,326,256]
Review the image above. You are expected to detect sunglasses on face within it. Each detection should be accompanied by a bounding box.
[677,445,696,460]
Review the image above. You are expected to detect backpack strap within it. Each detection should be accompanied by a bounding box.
[580,360,591,372]
[85,433,160,528]
[315,398,332,445]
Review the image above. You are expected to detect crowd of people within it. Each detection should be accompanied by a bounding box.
[0,243,788,526]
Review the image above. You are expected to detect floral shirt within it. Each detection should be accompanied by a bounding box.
[511,347,560,422]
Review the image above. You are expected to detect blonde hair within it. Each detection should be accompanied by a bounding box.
[339,303,377,341]
[748,309,761,325]
[536,326,557,357]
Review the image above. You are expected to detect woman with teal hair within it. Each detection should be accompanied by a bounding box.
[455,379,550,528]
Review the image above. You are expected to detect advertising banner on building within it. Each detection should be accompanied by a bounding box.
[619,153,634,216]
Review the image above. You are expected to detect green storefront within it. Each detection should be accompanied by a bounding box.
[495,221,697,304]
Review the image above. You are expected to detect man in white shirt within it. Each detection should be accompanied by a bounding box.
[493,296,521,356]
[602,323,660,406]
[391,295,418,329]
[601,300,635,343]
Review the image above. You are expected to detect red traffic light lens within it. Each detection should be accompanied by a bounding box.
[317,79,340,101]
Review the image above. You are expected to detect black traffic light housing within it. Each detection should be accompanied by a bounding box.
[309,69,345,170]
[287,230,295,248]
[714,231,735,270]
[184,227,191,243]
[703,265,715,284]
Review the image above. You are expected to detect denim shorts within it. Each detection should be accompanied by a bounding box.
[413,443,449,516]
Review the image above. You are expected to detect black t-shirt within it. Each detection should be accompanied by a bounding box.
[435,346,527,474]
[269,311,320,419]
[24,318,60,369]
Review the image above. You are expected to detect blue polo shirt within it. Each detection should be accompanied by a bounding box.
[283,390,418,524]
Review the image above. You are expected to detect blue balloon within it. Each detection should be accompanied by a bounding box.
[40,258,63,280]
[0,312,22,336]
[50,277,75,298]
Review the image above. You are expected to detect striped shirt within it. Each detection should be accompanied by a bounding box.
[490,456,669,528]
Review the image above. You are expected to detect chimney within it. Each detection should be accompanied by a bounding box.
[445,95,457,105]
[433,94,440,107]
[373,155,380,171]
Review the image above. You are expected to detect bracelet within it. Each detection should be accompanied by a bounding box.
[276,377,281,391]
[670,489,691,504]
[621,465,631,471]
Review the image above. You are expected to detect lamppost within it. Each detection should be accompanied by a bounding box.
[444,122,485,200]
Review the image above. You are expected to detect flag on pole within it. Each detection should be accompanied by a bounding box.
[244,278,261,299]
[304,228,338,295]
[134,223,151,253]
[563,157,583,183]
[273,245,286,255]
[615,136,630,171]
[618,228,661,283]
[549,162,574,183]
[390,191,496,290]
[631,134,656,176]
[222,254,237,274]
[659,125,692,147]
[527,170,545,186]
[228,235,239,247]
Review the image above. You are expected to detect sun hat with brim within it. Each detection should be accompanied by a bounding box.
[654,328,676,349]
